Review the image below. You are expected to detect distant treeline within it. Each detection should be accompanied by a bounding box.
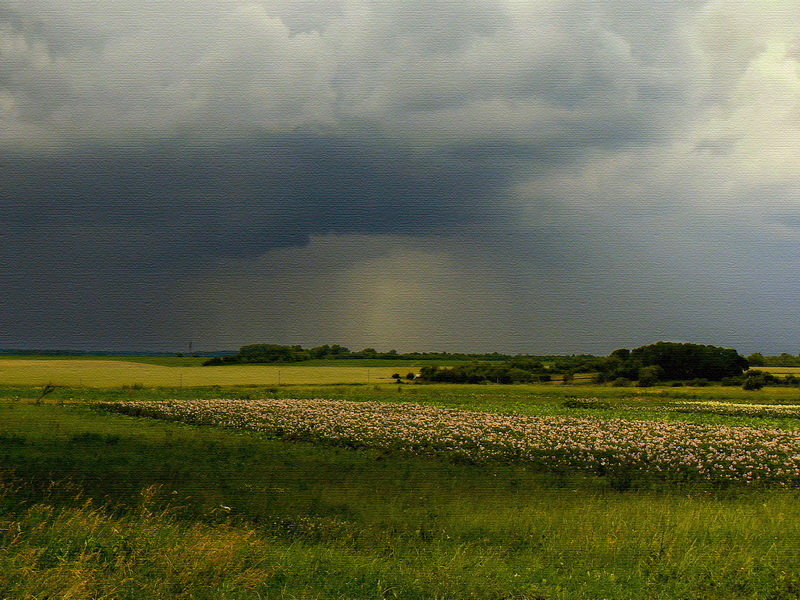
[746,353,800,367]
[202,343,536,365]
[204,343,606,373]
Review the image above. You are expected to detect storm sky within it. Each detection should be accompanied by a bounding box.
[2,0,800,354]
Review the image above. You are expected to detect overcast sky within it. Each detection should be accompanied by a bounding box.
[2,0,800,354]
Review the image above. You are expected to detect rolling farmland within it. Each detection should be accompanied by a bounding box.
[3,359,800,598]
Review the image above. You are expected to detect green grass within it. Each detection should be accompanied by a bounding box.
[4,384,800,598]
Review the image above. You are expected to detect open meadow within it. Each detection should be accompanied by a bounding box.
[759,366,800,376]
[3,364,800,598]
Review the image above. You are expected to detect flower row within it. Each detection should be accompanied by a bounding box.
[98,398,800,485]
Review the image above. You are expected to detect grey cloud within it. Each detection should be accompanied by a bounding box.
[0,0,704,151]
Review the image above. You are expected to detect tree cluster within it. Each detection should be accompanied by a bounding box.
[416,355,608,384]
[596,342,749,383]
[417,363,551,384]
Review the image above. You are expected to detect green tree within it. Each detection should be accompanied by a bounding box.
[637,365,664,387]
[742,370,777,391]
[236,344,309,363]
[628,342,748,381]
[610,348,630,361]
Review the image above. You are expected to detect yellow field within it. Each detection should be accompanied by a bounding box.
[0,360,407,388]
[757,367,800,375]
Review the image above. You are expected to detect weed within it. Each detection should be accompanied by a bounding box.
[561,398,612,409]
[69,432,121,445]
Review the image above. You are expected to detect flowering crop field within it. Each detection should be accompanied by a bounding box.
[99,398,800,486]
[663,401,800,419]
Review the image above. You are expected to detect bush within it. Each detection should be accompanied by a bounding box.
[687,378,710,387]
[742,370,779,391]
[561,398,612,409]
[611,377,632,387]
[742,377,766,391]
[69,432,121,445]
[742,370,774,391]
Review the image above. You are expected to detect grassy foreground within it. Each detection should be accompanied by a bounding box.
[2,383,800,598]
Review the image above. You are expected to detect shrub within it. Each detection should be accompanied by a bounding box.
[743,377,766,391]
[687,378,710,387]
[69,432,121,445]
[561,398,612,409]
[742,370,777,391]
[121,383,145,390]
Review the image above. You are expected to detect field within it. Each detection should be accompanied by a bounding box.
[3,364,800,598]
[758,366,800,375]
[0,359,411,387]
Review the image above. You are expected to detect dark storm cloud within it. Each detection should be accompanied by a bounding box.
[0,133,519,350]
[0,135,515,266]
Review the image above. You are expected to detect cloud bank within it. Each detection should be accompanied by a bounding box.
[2,0,800,353]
